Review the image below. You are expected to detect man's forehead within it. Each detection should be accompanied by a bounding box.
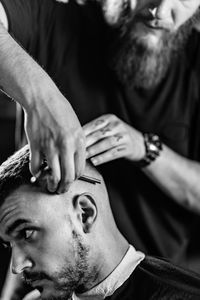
[1,185,39,207]
[0,185,51,225]
[0,186,36,224]
[0,187,30,239]
[0,185,66,237]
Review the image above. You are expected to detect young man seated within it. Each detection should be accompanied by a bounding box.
[0,146,200,300]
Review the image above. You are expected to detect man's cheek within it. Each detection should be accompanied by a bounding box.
[102,0,137,25]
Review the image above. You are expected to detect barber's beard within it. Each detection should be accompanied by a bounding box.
[24,232,95,300]
[108,9,200,90]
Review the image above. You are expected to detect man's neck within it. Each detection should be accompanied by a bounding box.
[74,244,145,300]
[84,231,129,292]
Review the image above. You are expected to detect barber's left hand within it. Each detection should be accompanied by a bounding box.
[83,114,145,166]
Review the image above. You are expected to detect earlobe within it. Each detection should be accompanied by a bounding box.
[74,193,97,233]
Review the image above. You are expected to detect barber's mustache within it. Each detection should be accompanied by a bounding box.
[144,19,173,31]
[124,13,173,32]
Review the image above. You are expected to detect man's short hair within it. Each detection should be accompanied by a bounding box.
[0,146,102,207]
[0,145,37,204]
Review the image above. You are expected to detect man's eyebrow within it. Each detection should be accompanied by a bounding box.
[5,219,31,236]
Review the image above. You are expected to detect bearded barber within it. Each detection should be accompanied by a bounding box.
[0,0,200,273]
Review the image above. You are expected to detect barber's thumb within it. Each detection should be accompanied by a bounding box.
[22,289,41,300]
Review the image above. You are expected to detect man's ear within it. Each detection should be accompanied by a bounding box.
[73,193,97,233]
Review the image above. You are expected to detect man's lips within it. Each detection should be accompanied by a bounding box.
[30,279,43,286]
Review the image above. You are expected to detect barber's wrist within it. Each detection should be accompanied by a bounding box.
[22,73,59,113]
[136,133,163,168]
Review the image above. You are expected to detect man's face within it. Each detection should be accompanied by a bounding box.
[100,0,200,29]
[103,0,200,89]
[0,186,92,300]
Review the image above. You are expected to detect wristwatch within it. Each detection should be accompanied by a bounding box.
[137,133,163,168]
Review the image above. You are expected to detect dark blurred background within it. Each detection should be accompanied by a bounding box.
[0,91,16,293]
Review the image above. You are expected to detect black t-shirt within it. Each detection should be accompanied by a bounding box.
[106,256,200,299]
[2,0,200,272]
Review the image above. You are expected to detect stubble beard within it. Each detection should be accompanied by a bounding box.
[108,9,200,90]
[24,232,96,300]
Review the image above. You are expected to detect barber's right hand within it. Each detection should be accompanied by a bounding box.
[24,85,86,193]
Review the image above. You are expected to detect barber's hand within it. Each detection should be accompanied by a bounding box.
[83,114,145,166]
[25,87,86,193]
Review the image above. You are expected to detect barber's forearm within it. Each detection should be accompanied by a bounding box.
[0,22,57,111]
[0,23,86,193]
[143,145,200,212]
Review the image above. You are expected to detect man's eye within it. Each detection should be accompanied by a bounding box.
[22,229,34,240]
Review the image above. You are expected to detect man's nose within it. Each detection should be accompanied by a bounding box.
[155,0,174,22]
[11,246,33,274]
[137,0,174,20]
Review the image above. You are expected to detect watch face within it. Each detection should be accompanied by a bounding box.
[138,133,163,168]
[149,143,158,152]
[147,134,163,151]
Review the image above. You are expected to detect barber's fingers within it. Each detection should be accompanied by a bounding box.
[90,146,126,166]
[29,144,43,178]
[84,115,122,148]
[85,122,121,148]
[22,289,41,300]
[29,141,61,193]
[86,134,124,159]
[45,147,61,193]
[83,114,120,138]
[57,133,86,193]
[57,144,76,194]
[74,141,86,180]
[83,116,109,136]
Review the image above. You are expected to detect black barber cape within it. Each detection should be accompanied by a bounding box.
[106,256,200,299]
[2,0,200,272]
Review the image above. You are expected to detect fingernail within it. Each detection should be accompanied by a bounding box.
[57,184,70,194]
[47,177,58,193]
[58,187,69,194]
[91,158,97,165]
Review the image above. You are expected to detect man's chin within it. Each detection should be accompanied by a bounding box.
[108,27,172,89]
[109,39,170,90]
[138,33,164,52]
